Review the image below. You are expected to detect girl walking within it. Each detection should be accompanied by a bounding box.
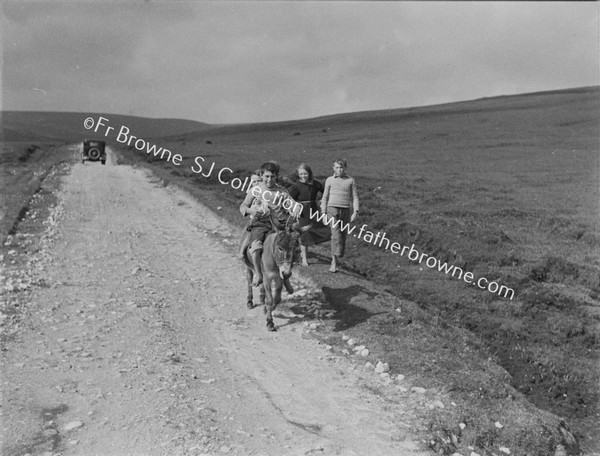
[288,163,330,266]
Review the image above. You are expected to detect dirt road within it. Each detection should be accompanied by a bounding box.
[1,148,430,456]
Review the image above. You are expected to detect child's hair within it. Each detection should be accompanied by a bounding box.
[249,174,261,186]
[333,159,347,168]
[249,169,262,184]
[261,161,280,175]
[294,163,313,183]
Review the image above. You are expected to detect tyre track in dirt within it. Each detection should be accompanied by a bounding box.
[1,148,430,456]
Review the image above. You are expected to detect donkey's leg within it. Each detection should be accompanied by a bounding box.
[283,278,294,294]
[263,276,276,331]
[246,267,254,309]
[259,283,266,307]
[272,276,283,309]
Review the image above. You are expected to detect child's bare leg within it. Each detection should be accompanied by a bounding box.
[239,235,250,260]
[300,245,309,267]
[251,249,263,286]
[329,255,338,273]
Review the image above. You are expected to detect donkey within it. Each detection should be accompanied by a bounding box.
[242,217,310,331]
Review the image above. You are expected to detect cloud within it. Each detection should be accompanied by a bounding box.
[2,2,598,123]
[2,2,194,114]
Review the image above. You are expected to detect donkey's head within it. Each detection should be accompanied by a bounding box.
[272,219,311,281]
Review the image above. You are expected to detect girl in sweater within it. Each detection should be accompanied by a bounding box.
[320,159,360,272]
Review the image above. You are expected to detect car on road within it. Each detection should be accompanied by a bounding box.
[82,139,106,165]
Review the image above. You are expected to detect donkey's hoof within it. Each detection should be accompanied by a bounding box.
[266,320,277,331]
[283,281,294,294]
[246,301,254,309]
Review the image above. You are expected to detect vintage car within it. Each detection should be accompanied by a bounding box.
[82,139,106,164]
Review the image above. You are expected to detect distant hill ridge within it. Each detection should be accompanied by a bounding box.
[1,86,597,143]
[180,85,599,138]
[0,112,211,143]
[226,85,600,127]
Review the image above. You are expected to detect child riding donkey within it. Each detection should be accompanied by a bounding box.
[239,161,303,289]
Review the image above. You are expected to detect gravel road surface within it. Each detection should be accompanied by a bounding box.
[1,148,429,456]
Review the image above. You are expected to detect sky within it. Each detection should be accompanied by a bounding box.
[1,1,599,124]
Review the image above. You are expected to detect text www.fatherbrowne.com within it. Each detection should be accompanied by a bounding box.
[309,208,515,300]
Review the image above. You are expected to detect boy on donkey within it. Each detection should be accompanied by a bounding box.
[239,161,302,287]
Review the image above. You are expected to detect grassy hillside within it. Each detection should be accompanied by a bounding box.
[116,86,600,453]
[2,86,599,454]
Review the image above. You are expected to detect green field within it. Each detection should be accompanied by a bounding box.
[118,87,600,452]
[2,86,599,454]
